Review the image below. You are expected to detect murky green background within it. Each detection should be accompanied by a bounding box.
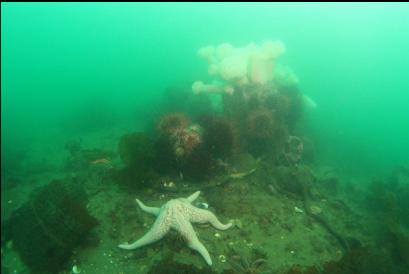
[2,3,409,179]
[2,3,409,274]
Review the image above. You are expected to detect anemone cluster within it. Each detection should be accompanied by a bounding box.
[193,40,286,95]
[118,40,314,182]
[157,113,203,158]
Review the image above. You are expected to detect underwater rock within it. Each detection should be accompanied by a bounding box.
[172,124,203,158]
[157,113,204,160]
[226,247,269,274]
[181,145,215,180]
[268,88,304,130]
[155,113,227,180]
[114,132,161,188]
[231,153,258,172]
[153,135,179,175]
[118,132,155,168]
[223,85,251,123]
[300,137,316,164]
[113,165,159,190]
[199,115,237,159]
[365,171,409,230]
[282,135,304,165]
[284,244,405,274]
[245,107,288,157]
[157,112,191,136]
[273,166,308,198]
[321,245,402,274]
[360,175,409,270]
[147,255,216,274]
[3,180,98,274]
[383,226,409,268]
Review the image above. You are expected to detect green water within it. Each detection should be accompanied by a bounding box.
[3,3,408,175]
[2,3,409,274]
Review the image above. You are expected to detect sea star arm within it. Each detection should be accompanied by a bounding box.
[186,191,201,203]
[195,209,233,230]
[175,217,212,266]
[118,213,169,250]
[136,198,160,216]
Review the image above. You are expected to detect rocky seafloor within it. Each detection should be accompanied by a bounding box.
[2,127,408,274]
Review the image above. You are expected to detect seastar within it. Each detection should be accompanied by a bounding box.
[118,191,232,265]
